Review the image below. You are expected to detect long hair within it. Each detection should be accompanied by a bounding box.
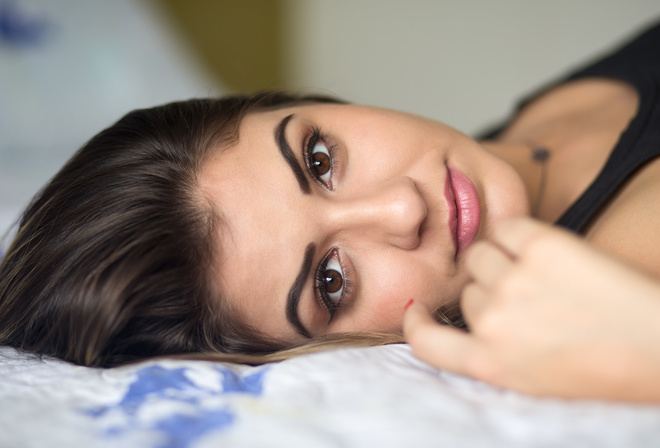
[0,91,464,368]
[0,92,401,367]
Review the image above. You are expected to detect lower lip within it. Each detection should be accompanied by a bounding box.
[445,167,481,256]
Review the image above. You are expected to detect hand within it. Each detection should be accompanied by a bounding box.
[403,217,660,402]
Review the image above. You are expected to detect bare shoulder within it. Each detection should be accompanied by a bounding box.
[499,77,638,141]
[494,76,660,275]
[496,77,640,222]
[585,159,660,279]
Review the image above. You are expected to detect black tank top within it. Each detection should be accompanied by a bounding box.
[481,21,660,233]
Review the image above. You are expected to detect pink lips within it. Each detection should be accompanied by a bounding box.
[444,167,480,256]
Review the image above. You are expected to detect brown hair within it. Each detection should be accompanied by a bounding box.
[0,91,467,367]
[0,92,403,367]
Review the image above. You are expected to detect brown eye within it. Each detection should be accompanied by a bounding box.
[307,138,333,188]
[323,269,343,293]
[316,250,346,317]
[312,151,330,176]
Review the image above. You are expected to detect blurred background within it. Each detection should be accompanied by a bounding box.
[1,0,660,240]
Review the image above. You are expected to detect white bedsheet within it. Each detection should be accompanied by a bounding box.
[1,344,659,448]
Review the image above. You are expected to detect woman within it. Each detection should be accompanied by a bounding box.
[1,22,659,401]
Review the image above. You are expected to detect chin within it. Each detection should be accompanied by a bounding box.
[481,163,531,239]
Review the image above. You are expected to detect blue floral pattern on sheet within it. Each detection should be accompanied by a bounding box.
[0,0,51,47]
[84,364,268,448]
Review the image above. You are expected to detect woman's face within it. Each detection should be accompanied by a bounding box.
[200,103,528,344]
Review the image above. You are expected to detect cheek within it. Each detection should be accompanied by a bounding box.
[347,132,427,178]
[468,147,531,230]
[358,254,450,330]
[348,151,397,185]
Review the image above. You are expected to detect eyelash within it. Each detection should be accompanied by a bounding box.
[304,125,339,190]
[303,125,352,322]
[314,249,353,322]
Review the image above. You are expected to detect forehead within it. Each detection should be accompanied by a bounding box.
[199,108,312,341]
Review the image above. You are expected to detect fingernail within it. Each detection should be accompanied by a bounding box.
[404,299,414,311]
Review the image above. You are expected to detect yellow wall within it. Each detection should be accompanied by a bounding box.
[156,0,283,92]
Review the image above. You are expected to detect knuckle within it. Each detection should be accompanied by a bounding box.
[406,325,434,353]
[464,241,489,272]
[464,352,506,385]
[474,310,505,336]
[493,270,529,302]
[519,228,576,267]
[405,325,423,348]
[460,282,481,309]
[520,232,556,261]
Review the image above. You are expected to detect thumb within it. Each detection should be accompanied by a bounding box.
[403,301,478,375]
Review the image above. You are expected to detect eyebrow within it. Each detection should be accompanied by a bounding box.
[275,114,311,194]
[286,243,315,338]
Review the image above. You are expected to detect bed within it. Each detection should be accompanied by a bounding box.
[2,343,659,447]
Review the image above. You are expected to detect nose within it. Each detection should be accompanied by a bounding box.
[324,176,428,250]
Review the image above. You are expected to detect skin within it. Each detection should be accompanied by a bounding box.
[200,78,660,401]
[404,217,660,402]
[199,104,529,344]
[401,78,660,401]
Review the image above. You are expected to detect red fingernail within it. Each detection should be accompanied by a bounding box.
[404,299,414,311]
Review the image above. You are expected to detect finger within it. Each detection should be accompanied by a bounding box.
[460,282,489,328]
[465,241,514,288]
[403,301,478,375]
[491,217,555,258]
